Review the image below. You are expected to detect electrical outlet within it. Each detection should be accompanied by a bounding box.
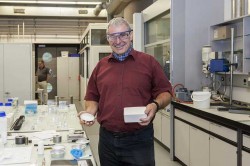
[219,74,248,88]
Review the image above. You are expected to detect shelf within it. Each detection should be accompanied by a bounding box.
[211,16,244,27]
[212,35,243,42]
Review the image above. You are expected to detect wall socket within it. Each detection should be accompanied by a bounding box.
[219,74,249,88]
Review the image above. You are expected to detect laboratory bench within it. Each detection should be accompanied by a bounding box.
[171,101,250,166]
[1,104,96,166]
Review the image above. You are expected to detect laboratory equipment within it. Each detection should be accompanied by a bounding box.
[209,59,229,73]
[202,45,212,77]
[175,88,192,102]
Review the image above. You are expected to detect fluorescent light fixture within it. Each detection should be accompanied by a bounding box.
[14,8,25,13]
[0,1,101,5]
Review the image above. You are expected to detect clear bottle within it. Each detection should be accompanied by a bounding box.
[0,111,7,144]
[4,102,12,113]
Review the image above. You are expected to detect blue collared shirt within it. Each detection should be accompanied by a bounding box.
[112,45,133,61]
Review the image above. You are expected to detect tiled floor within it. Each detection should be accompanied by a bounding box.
[74,101,181,166]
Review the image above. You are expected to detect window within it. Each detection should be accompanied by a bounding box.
[91,29,109,45]
[145,12,170,45]
[145,12,170,78]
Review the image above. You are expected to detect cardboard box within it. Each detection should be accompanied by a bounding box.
[213,26,231,40]
[61,51,68,57]
[124,107,147,123]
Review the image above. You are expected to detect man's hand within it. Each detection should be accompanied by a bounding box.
[139,102,157,126]
[78,111,95,126]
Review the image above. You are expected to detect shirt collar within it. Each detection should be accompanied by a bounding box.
[108,49,136,62]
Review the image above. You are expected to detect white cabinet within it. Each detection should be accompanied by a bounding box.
[243,134,250,166]
[57,57,79,100]
[154,112,162,141]
[154,109,171,148]
[210,122,237,142]
[210,136,237,166]
[189,126,209,166]
[175,114,210,166]
[175,119,190,165]
[242,150,250,166]
[0,43,34,103]
[174,109,237,166]
[161,113,170,148]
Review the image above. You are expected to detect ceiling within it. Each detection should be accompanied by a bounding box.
[0,0,110,39]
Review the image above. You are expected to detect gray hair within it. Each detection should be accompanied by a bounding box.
[106,17,132,34]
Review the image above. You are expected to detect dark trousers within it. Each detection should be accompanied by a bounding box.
[98,124,155,166]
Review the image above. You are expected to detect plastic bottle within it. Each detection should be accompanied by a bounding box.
[0,111,7,144]
[0,134,4,156]
[4,102,12,113]
[0,102,4,113]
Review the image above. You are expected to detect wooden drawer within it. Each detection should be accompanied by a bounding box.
[210,122,237,142]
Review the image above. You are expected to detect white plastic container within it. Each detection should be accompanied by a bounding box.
[0,111,7,144]
[0,135,4,157]
[191,91,211,109]
[37,140,44,155]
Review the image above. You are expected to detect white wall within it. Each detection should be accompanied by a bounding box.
[171,0,224,90]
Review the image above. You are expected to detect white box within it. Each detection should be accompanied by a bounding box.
[61,51,68,57]
[124,107,147,123]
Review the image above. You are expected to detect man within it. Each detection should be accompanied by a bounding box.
[79,17,172,166]
[36,60,50,105]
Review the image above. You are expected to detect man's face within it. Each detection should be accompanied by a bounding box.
[107,24,133,55]
[38,62,44,68]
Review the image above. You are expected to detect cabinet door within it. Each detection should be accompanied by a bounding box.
[190,126,209,166]
[154,112,161,141]
[242,150,250,166]
[68,58,79,100]
[0,44,3,102]
[210,136,237,166]
[175,119,190,165]
[57,57,69,98]
[4,44,32,104]
[161,114,170,148]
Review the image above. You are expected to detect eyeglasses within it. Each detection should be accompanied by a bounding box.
[107,30,132,42]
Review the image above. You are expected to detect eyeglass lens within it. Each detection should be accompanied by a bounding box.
[108,31,131,41]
